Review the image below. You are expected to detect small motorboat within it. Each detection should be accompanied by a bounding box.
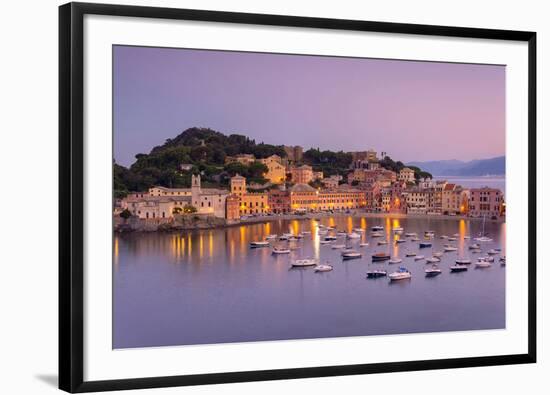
[450,265,468,272]
[426,257,440,263]
[279,235,289,241]
[367,270,387,278]
[347,232,361,239]
[331,244,346,249]
[324,235,338,241]
[342,251,362,260]
[500,256,506,266]
[464,235,471,240]
[359,242,369,247]
[405,232,417,238]
[389,267,412,281]
[353,228,365,233]
[395,239,407,244]
[389,257,403,264]
[319,240,332,245]
[393,227,404,233]
[419,242,432,248]
[314,264,333,272]
[433,251,443,258]
[440,235,448,239]
[340,248,355,255]
[447,237,457,241]
[414,255,425,261]
[292,258,317,267]
[272,247,291,255]
[371,226,384,231]
[471,249,482,254]
[411,237,420,242]
[405,252,417,257]
[337,230,347,235]
[424,230,435,237]
[301,231,311,235]
[372,253,391,262]
[250,241,270,248]
[475,236,493,242]
[455,258,472,265]
[425,265,442,276]
[468,243,481,250]
[483,255,495,262]
[371,231,384,237]
[265,234,277,240]
[444,246,458,252]
[487,249,500,255]
[475,258,492,268]
[378,240,388,245]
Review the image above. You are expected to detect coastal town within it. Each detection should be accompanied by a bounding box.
[115,146,505,230]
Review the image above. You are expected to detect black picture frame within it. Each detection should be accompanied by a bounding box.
[59,2,537,393]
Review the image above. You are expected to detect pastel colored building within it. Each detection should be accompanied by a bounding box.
[230,174,268,215]
[290,164,314,184]
[398,167,416,183]
[225,194,241,221]
[469,187,504,218]
[404,189,428,214]
[259,155,286,184]
[283,145,303,163]
[289,183,319,212]
[318,188,366,211]
[268,189,291,214]
[224,153,256,165]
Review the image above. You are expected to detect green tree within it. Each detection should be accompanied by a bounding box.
[183,204,197,214]
[119,209,132,221]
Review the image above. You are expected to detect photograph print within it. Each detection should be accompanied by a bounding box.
[113,45,506,349]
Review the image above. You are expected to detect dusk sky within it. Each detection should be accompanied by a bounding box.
[114,45,505,167]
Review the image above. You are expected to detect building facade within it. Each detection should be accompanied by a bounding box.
[398,167,415,183]
[290,165,314,184]
[469,187,504,218]
[258,155,286,184]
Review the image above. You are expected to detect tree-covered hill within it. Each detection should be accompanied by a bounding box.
[114,127,286,197]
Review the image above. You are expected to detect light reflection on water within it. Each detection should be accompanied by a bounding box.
[114,215,505,349]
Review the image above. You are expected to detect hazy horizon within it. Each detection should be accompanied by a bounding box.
[114,46,505,167]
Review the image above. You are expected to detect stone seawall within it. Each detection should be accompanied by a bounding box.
[115,214,228,232]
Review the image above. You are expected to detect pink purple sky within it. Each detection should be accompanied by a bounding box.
[114,45,505,167]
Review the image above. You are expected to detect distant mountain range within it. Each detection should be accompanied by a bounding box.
[407,156,505,176]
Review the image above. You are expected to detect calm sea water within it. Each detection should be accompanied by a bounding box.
[433,175,505,195]
[114,216,505,349]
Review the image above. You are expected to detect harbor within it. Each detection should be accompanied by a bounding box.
[114,214,505,349]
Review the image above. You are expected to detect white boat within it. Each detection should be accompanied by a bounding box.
[337,230,347,235]
[471,249,482,254]
[279,235,289,241]
[450,265,468,272]
[389,257,403,264]
[314,264,333,272]
[340,248,355,255]
[393,227,404,232]
[433,251,443,258]
[474,216,493,242]
[424,230,435,237]
[426,257,440,263]
[444,246,458,252]
[447,237,457,241]
[265,234,277,240]
[250,241,270,248]
[405,232,417,237]
[483,255,495,262]
[359,242,369,247]
[468,243,481,250]
[453,233,460,237]
[342,251,362,260]
[425,265,442,276]
[455,258,472,265]
[411,237,420,242]
[292,258,317,267]
[389,267,412,281]
[331,244,346,249]
[319,240,332,245]
[440,235,448,239]
[414,255,425,261]
[378,240,388,245]
[405,252,417,257]
[464,235,471,240]
[272,247,291,254]
[500,256,506,265]
[346,232,361,239]
[487,249,500,255]
[371,231,384,237]
[371,226,384,231]
[301,231,311,234]
[353,228,365,233]
[475,258,491,268]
